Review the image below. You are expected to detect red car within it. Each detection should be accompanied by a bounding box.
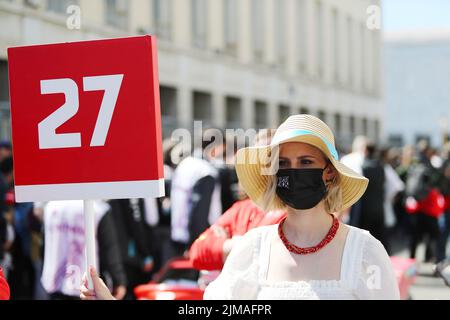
[134,258,217,300]
[390,257,417,300]
[135,257,417,300]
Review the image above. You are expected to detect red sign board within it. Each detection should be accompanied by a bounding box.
[8,35,164,202]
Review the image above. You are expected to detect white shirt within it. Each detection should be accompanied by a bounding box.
[171,155,222,243]
[204,224,400,300]
[41,200,109,297]
[384,165,405,228]
[340,152,365,175]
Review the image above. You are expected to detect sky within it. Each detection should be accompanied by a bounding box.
[382,0,450,32]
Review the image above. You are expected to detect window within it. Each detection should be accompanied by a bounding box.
[252,0,264,62]
[332,8,339,82]
[160,86,177,137]
[334,113,342,138]
[193,91,212,125]
[224,0,237,55]
[275,0,286,66]
[0,60,10,140]
[388,135,404,148]
[362,117,368,136]
[153,0,172,40]
[105,0,129,30]
[374,119,380,140]
[318,110,326,122]
[349,115,355,136]
[0,60,9,102]
[316,1,324,77]
[226,96,241,129]
[254,101,267,129]
[0,106,11,141]
[279,105,290,124]
[47,0,78,13]
[300,107,309,115]
[297,0,306,71]
[192,0,207,49]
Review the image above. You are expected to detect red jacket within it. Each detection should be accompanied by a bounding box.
[0,268,10,300]
[405,188,445,218]
[189,199,286,271]
[445,195,450,212]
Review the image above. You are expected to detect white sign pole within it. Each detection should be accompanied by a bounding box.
[84,199,97,290]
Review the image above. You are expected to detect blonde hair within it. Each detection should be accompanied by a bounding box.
[261,163,343,214]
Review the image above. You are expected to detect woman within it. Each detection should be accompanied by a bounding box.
[81,114,399,300]
[203,114,399,299]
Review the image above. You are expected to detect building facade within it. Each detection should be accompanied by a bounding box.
[385,30,450,148]
[0,0,384,152]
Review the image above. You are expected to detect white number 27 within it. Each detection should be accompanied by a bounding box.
[38,74,124,149]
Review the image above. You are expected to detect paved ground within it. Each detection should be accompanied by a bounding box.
[408,261,450,300]
[392,233,450,300]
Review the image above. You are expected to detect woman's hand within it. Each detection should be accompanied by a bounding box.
[80,266,116,300]
[112,285,127,300]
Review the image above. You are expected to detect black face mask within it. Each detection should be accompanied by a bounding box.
[275,166,328,210]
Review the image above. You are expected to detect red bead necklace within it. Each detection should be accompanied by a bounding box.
[278,214,340,255]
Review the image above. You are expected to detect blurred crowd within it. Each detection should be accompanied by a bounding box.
[340,136,450,263]
[1,130,450,300]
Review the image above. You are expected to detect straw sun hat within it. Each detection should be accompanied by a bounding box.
[235,114,369,212]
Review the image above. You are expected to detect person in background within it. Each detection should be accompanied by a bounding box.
[406,140,443,262]
[437,143,450,265]
[0,141,12,163]
[340,136,368,226]
[0,212,6,278]
[108,199,154,299]
[0,156,11,277]
[7,199,34,300]
[0,157,15,290]
[0,156,39,300]
[381,147,405,254]
[30,202,48,300]
[0,267,9,300]
[0,191,14,282]
[214,133,240,213]
[394,145,417,237]
[341,136,368,175]
[42,200,126,300]
[359,144,388,251]
[170,128,223,257]
[142,139,179,274]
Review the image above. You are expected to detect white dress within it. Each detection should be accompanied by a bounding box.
[204,224,400,300]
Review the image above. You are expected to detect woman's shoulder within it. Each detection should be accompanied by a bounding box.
[234,224,277,251]
[344,224,389,259]
[344,224,373,241]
